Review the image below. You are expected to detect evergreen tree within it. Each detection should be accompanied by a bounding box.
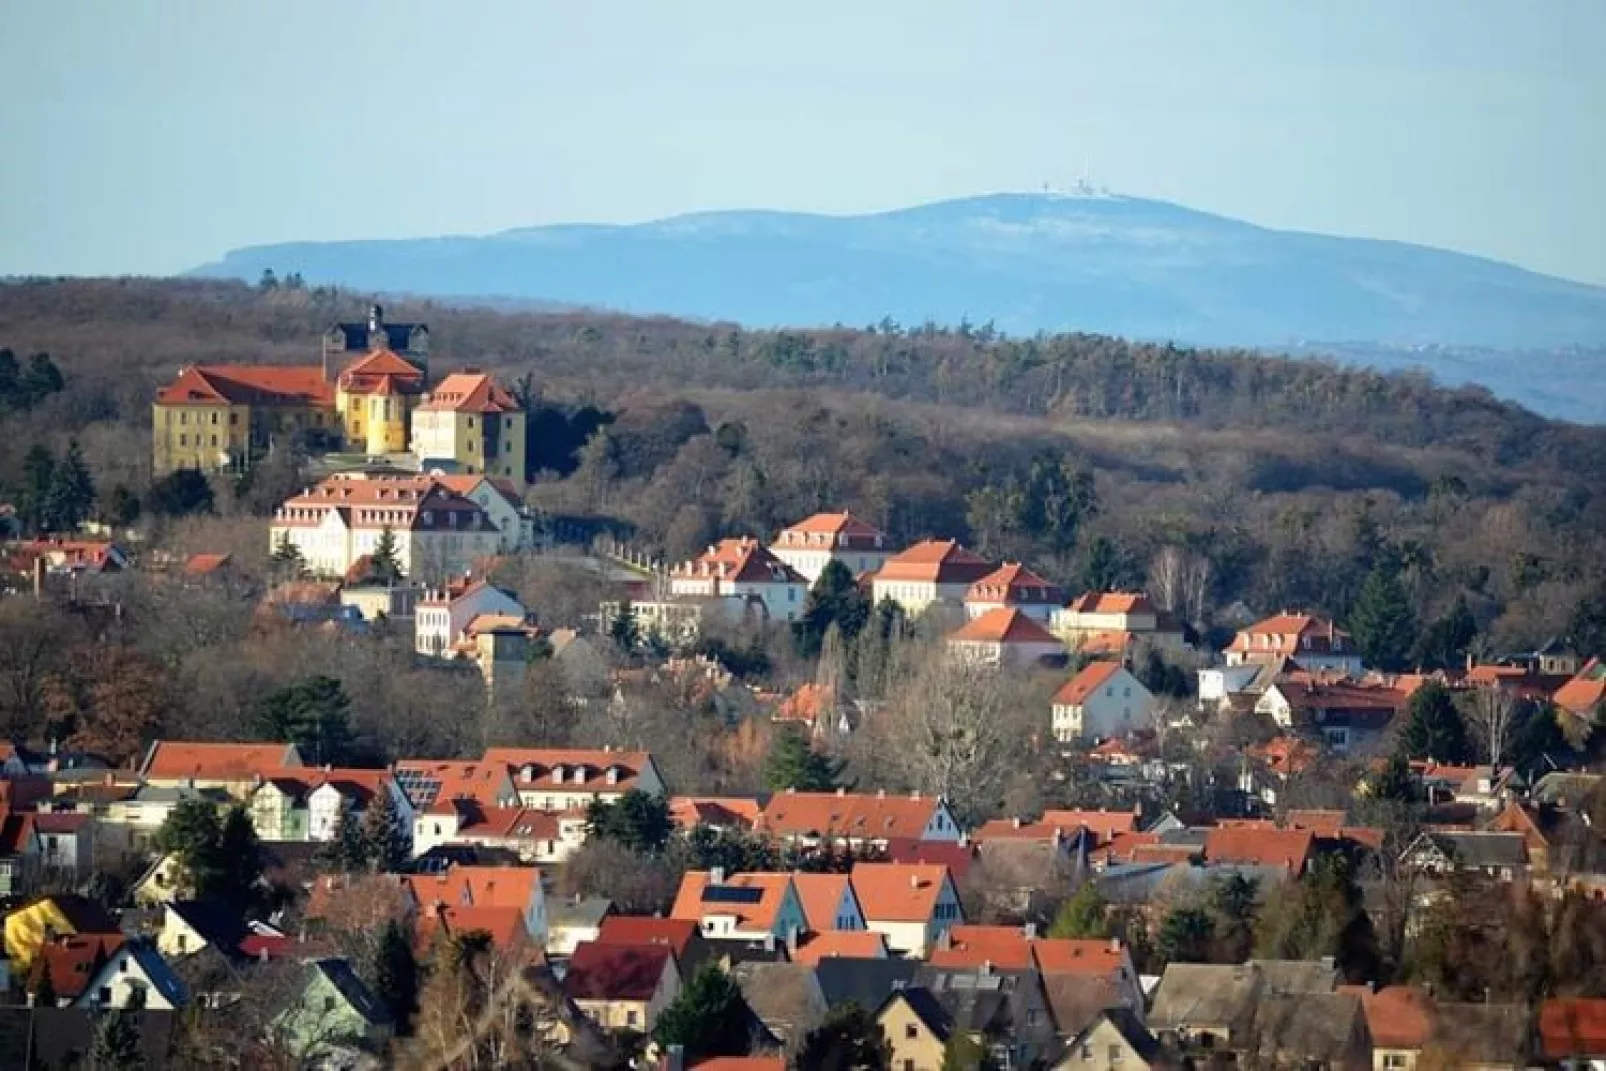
[1048,882,1109,939]
[795,1002,890,1071]
[653,964,752,1059]
[145,469,214,517]
[1156,906,1215,966]
[940,1033,989,1071]
[1411,596,1478,670]
[609,600,640,653]
[370,525,403,583]
[360,787,410,872]
[257,676,356,766]
[21,352,64,405]
[763,725,844,792]
[793,560,873,658]
[372,919,419,1036]
[17,444,55,534]
[90,1002,145,1070]
[1371,750,1418,804]
[318,799,370,872]
[214,804,264,906]
[41,439,95,532]
[1398,681,1473,763]
[1349,562,1418,672]
[271,531,305,578]
[585,789,673,854]
[101,484,142,528]
[1208,873,1261,963]
[155,797,224,897]
[32,960,57,1007]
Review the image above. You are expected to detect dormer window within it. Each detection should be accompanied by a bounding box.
[551,764,566,783]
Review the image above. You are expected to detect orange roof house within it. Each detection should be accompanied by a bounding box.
[414,903,530,953]
[155,365,334,408]
[482,748,665,803]
[1063,592,1157,616]
[978,808,1138,850]
[772,512,886,547]
[1341,985,1434,1055]
[393,759,520,811]
[140,741,304,788]
[791,873,864,933]
[1538,997,1606,1062]
[1553,658,1606,719]
[1053,662,1126,707]
[790,930,890,966]
[336,347,426,396]
[876,540,994,583]
[963,563,1064,615]
[596,917,703,962]
[668,796,763,832]
[849,862,962,956]
[672,539,807,588]
[417,371,520,414]
[947,607,1066,666]
[1224,613,1360,669]
[1201,827,1316,877]
[757,790,961,846]
[670,871,803,941]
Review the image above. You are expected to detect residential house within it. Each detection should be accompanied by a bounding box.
[268,472,501,582]
[403,865,546,944]
[756,789,963,849]
[731,961,830,1050]
[791,872,867,933]
[415,578,527,656]
[1257,681,1406,756]
[395,759,521,851]
[912,964,1059,1070]
[98,784,234,854]
[414,901,534,956]
[963,563,1064,622]
[429,473,536,552]
[931,927,1144,1017]
[947,608,1067,667]
[248,767,410,844]
[669,870,806,944]
[73,941,188,1010]
[1250,991,1372,1071]
[1202,826,1317,879]
[152,364,335,476]
[140,740,304,797]
[1401,831,1529,881]
[10,538,133,577]
[338,579,425,623]
[791,931,890,966]
[4,895,120,972]
[1554,658,1606,723]
[562,941,681,1034]
[1148,961,1338,1056]
[595,917,712,977]
[410,369,528,484]
[1426,1002,1531,1069]
[157,900,249,959]
[669,538,810,623]
[483,747,667,809]
[769,512,892,584]
[814,957,919,1014]
[669,796,764,834]
[1223,613,1364,674]
[1341,984,1432,1071]
[415,800,584,863]
[33,813,94,877]
[26,934,124,1007]
[1053,591,1160,644]
[851,862,964,956]
[0,812,41,897]
[130,853,192,907]
[270,957,392,1062]
[877,986,958,1071]
[771,682,855,740]
[1057,1008,1171,1071]
[1538,997,1606,1069]
[871,539,997,616]
[547,896,615,957]
[1051,663,1156,743]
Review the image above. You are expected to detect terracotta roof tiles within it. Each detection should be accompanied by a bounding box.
[948,607,1062,646]
[850,862,952,923]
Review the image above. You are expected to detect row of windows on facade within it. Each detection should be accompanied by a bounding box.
[172,410,326,428]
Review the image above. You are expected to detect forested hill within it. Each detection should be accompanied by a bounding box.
[1,277,1601,474]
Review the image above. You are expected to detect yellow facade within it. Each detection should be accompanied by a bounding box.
[152,400,335,476]
[335,387,413,455]
[412,408,528,484]
[879,996,948,1071]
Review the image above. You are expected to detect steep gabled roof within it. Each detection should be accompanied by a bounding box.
[336,348,427,394]
[596,917,701,959]
[1202,827,1316,876]
[1554,657,1606,717]
[669,796,763,831]
[948,607,1062,646]
[850,863,952,923]
[791,930,889,966]
[964,563,1063,606]
[674,539,806,585]
[563,941,675,1002]
[758,791,944,841]
[1052,661,1128,706]
[1063,591,1156,616]
[482,748,655,793]
[670,872,795,932]
[773,512,886,541]
[790,873,856,933]
[1341,984,1434,1050]
[404,866,540,914]
[155,365,334,407]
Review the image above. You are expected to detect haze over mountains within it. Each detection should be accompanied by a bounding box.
[194,192,1606,422]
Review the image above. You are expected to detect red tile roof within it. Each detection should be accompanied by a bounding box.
[1052,662,1127,706]
[274,475,496,533]
[1554,658,1606,718]
[142,741,300,781]
[670,871,794,932]
[758,791,946,842]
[875,540,995,584]
[596,916,701,959]
[336,348,426,394]
[791,873,854,933]
[882,838,975,879]
[673,538,806,585]
[183,553,232,576]
[1063,591,1155,615]
[1538,997,1606,1059]
[1226,613,1350,655]
[29,934,124,998]
[1039,809,1140,846]
[949,607,1062,646]
[1341,985,1434,1050]
[404,866,540,914]
[790,930,889,965]
[563,941,675,1002]
[156,365,333,407]
[850,863,952,923]
[668,796,763,831]
[693,1059,786,1071]
[1202,827,1316,876]
[482,748,655,794]
[965,563,1063,606]
[415,904,529,951]
[417,371,521,414]
[393,759,517,811]
[774,512,885,542]
[773,683,835,729]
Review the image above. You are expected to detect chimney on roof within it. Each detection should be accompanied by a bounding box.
[709,866,725,886]
[1109,936,1121,954]
[1023,922,1037,939]
[909,873,920,889]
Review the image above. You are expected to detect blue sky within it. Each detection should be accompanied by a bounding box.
[2,0,1603,283]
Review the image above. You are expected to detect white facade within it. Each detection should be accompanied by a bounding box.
[268,514,499,583]
[1197,663,1266,706]
[696,883,808,942]
[75,947,182,1010]
[871,579,973,617]
[949,637,1066,668]
[1051,667,1156,743]
[667,572,806,624]
[415,583,527,656]
[771,544,890,585]
[860,878,964,957]
[964,598,1056,622]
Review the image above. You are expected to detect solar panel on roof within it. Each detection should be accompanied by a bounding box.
[701,886,764,905]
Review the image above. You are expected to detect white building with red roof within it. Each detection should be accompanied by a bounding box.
[871,539,997,616]
[963,563,1064,622]
[668,538,809,623]
[1050,590,1188,654]
[410,369,527,485]
[269,471,500,582]
[1051,663,1155,743]
[769,512,893,584]
[481,748,667,810]
[414,578,527,657]
[1224,612,1363,674]
[947,607,1066,667]
[427,472,536,552]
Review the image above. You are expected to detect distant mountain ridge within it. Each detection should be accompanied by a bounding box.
[193,192,1606,421]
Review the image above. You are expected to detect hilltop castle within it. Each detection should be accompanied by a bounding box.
[151,305,525,484]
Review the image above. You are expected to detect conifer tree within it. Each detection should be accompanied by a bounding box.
[1398,681,1472,764]
[1350,562,1418,672]
[41,439,95,532]
[319,799,370,871]
[653,964,752,1059]
[360,787,410,872]
[1048,882,1109,939]
[372,919,419,1036]
[763,725,844,793]
[370,525,403,583]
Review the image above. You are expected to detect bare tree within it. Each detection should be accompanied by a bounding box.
[1182,554,1214,628]
[1465,686,1517,768]
[1149,546,1185,614]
